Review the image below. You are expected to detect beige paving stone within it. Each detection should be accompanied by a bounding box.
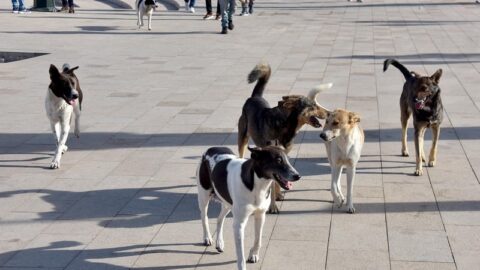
[261,240,327,270]
[390,261,456,270]
[326,250,390,270]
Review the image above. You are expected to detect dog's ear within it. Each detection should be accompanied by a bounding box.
[348,112,360,124]
[66,66,79,74]
[248,146,262,160]
[430,69,443,84]
[49,64,60,81]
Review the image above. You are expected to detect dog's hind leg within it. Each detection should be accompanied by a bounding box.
[413,124,427,176]
[147,12,152,31]
[198,188,213,246]
[51,121,60,145]
[248,210,266,263]
[237,114,249,158]
[73,105,81,138]
[331,166,344,207]
[215,205,230,252]
[428,124,440,167]
[346,166,356,214]
[400,106,411,157]
[50,115,71,169]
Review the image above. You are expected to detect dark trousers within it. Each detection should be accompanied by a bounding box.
[206,0,220,15]
[62,0,73,7]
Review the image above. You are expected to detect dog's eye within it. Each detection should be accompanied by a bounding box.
[276,157,283,164]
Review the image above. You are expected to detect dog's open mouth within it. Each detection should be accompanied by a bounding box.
[415,98,426,110]
[309,116,322,128]
[273,173,293,190]
[66,98,77,106]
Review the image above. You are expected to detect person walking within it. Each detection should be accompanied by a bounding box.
[184,0,196,13]
[239,0,253,16]
[60,0,75,13]
[203,0,220,20]
[218,0,235,34]
[11,0,30,13]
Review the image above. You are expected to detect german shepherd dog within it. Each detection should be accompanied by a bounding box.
[383,59,444,176]
[238,62,331,213]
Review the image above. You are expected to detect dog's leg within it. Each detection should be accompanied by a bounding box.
[147,12,152,31]
[413,124,427,176]
[331,165,344,207]
[215,205,230,252]
[233,210,250,270]
[247,210,265,263]
[274,182,284,201]
[50,121,60,145]
[73,105,81,138]
[268,186,279,214]
[137,10,142,27]
[50,116,71,169]
[237,114,249,158]
[400,107,410,156]
[346,166,356,214]
[197,187,213,246]
[140,11,144,27]
[428,124,440,167]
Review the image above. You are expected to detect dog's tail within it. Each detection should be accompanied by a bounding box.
[248,62,271,98]
[62,63,70,72]
[308,83,333,101]
[383,59,412,80]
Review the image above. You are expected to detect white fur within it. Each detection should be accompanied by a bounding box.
[196,155,272,270]
[323,122,363,213]
[45,89,80,169]
[136,0,155,31]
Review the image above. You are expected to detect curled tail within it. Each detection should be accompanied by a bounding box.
[383,59,412,80]
[62,63,71,72]
[308,83,333,101]
[248,62,271,98]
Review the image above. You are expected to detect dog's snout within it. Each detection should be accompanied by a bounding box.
[320,133,327,140]
[72,93,79,99]
[292,174,301,181]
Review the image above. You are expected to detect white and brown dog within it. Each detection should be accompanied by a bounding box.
[45,64,82,169]
[319,109,364,213]
[197,146,300,270]
[136,0,158,31]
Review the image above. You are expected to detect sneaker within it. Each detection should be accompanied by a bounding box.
[12,9,19,14]
[189,7,195,13]
[221,27,228,34]
[240,6,249,16]
[184,3,189,11]
[18,9,31,14]
[68,7,75,13]
[228,20,234,30]
[215,14,221,20]
[356,0,363,2]
[203,13,214,19]
[60,5,68,12]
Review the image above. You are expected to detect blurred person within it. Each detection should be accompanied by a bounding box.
[219,0,235,34]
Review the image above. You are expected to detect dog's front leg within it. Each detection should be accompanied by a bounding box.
[215,205,230,252]
[346,166,356,214]
[331,165,344,207]
[268,186,279,214]
[147,12,152,30]
[73,105,81,138]
[51,117,71,169]
[233,210,249,270]
[248,211,265,263]
[50,121,60,145]
[428,125,440,167]
[413,125,426,176]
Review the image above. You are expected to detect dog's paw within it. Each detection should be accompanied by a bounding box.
[268,204,280,214]
[50,160,60,169]
[148,27,152,31]
[74,129,80,138]
[428,160,436,167]
[333,197,345,208]
[347,206,356,214]
[414,169,423,176]
[247,250,260,263]
[61,145,68,155]
[203,237,213,246]
[401,149,409,157]
[216,239,224,253]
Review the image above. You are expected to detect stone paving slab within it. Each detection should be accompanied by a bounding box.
[1,0,480,269]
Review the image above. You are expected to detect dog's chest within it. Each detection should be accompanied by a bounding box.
[45,89,72,120]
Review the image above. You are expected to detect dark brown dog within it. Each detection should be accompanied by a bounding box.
[383,59,444,176]
[238,62,331,213]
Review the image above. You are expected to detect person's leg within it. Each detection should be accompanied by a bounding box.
[227,0,235,29]
[205,0,212,14]
[248,0,254,14]
[68,0,74,13]
[218,0,228,33]
[189,0,196,8]
[11,0,19,12]
[215,0,220,18]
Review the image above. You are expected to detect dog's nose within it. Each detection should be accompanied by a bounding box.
[319,133,327,140]
[292,174,301,181]
[72,93,79,99]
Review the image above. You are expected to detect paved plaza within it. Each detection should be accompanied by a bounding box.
[1,0,480,269]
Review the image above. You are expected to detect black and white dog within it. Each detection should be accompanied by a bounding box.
[196,146,301,270]
[136,0,158,31]
[45,64,83,169]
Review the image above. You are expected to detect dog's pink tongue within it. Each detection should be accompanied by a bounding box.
[415,102,424,110]
[287,181,293,189]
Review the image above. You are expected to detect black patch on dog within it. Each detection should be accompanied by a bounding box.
[240,159,255,191]
[198,158,211,191]
[137,0,144,9]
[211,159,233,205]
